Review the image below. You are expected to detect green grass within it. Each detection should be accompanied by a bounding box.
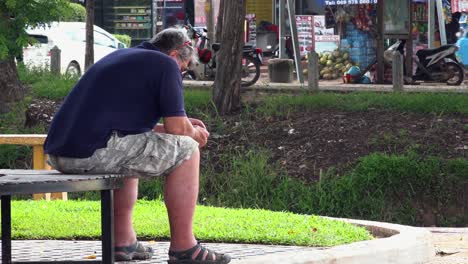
[8,200,372,247]
[18,65,79,100]
[256,92,468,116]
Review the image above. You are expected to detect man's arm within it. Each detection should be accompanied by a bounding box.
[160,116,209,147]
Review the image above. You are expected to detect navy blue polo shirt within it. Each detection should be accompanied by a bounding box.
[44,42,186,158]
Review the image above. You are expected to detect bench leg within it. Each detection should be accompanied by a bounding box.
[1,195,12,264]
[101,190,114,264]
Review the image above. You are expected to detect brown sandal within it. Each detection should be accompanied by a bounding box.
[168,242,231,264]
[114,240,154,261]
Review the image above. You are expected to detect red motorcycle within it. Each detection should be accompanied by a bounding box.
[183,24,263,87]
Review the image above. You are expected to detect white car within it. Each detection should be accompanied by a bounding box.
[23,22,126,76]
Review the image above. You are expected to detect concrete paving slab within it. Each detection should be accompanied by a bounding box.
[1,218,436,264]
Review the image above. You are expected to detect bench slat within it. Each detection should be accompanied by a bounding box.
[0,170,125,185]
[0,134,47,145]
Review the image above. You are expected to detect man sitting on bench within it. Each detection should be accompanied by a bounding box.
[44,27,231,264]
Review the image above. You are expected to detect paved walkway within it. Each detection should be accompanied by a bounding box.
[1,228,465,263]
[427,228,468,264]
[1,240,321,263]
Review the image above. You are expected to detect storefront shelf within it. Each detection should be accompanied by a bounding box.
[108,20,151,23]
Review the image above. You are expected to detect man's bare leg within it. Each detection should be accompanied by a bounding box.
[164,149,200,251]
[114,177,138,247]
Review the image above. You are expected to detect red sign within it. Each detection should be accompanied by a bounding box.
[452,0,468,12]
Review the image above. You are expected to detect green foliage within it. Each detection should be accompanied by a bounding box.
[9,200,372,246]
[257,92,468,116]
[60,3,86,22]
[136,150,467,226]
[18,65,78,99]
[113,34,131,48]
[0,0,72,59]
[0,86,46,169]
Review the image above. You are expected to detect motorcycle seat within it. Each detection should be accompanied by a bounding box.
[416,44,456,58]
[212,43,221,51]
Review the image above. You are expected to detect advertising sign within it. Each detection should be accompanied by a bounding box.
[325,0,377,5]
[296,15,314,55]
[313,16,334,36]
[452,0,468,12]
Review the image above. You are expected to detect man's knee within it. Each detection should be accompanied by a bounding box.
[186,148,200,163]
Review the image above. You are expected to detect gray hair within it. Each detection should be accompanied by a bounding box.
[149,27,198,65]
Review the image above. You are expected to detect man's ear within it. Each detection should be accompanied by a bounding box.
[168,50,178,58]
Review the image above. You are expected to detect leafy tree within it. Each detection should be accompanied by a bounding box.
[0,0,70,110]
[61,3,86,22]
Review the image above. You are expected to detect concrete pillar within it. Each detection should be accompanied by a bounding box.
[50,46,61,75]
[268,58,294,83]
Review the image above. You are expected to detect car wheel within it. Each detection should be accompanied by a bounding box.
[66,62,81,76]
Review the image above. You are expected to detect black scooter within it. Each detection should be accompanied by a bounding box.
[387,40,464,85]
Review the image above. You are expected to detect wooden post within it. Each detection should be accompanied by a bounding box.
[308,51,319,91]
[392,51,404,92]
[50,46,61,75]
[376,0,385,84]
[32,145,51,200]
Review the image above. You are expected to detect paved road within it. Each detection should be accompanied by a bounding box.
[427,228,468,264]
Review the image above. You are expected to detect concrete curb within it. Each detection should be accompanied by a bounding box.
[183,80,468,94]
[234,217,435,264]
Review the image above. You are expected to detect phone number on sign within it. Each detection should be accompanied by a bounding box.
[325,0,377,5]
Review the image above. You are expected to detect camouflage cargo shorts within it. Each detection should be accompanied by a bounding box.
[48,131,199,177]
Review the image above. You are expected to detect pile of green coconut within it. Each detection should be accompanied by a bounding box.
[318,49,355,80]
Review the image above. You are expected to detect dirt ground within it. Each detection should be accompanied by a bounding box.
[27,99,467,182]
[202,109,467,182]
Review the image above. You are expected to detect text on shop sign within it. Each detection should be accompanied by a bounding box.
[325,0,377,5]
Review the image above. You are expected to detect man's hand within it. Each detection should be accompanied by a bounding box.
[194,125,209,148]
[162,116,210,148]
[189,118,206,129]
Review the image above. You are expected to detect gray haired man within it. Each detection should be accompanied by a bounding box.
[45,27,231,263]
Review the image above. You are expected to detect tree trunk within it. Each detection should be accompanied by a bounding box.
[85,0,95,71]
[212,0,245,115]
[0,58,25,112]
[215,0,225,42]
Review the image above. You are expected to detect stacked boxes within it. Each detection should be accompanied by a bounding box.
[341,22,376,69]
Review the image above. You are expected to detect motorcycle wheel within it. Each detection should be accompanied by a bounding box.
[445,62,464,86]
[241,55,261,87]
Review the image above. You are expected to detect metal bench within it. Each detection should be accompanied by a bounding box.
[0,169,126,264]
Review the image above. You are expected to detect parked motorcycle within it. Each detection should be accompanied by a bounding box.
[386,40,464,86]
[183,24,263,87]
